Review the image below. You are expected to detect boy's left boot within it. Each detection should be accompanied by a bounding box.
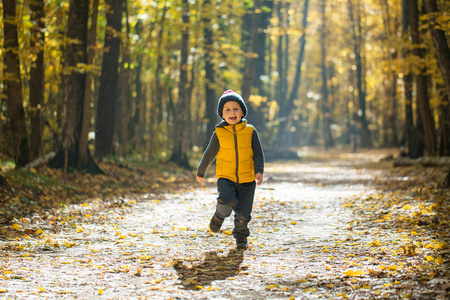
[236,238,248,250]
[209,213,224,233]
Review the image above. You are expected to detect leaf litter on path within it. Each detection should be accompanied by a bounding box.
[0,150,449,299]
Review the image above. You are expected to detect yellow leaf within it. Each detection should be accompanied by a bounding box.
[344,269,366,277]
[34,229,43,234]
[426,256,434,261]
[76,228,84,233]
[435,241,448,249]
[223,230,232,235]
[194,286,203,290]
[85,214,91,218]
[11,223,22,230]
[369,240,381,247]
[37,286,46,292]
[98,288,104,295]
[291,221,298,225]
[0,289,7,293]
[266,284,279,290]
[435,257,443,264]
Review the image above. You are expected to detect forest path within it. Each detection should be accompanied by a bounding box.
[1,151,448,299]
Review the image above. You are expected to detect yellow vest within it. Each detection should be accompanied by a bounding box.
[215,121,255,183]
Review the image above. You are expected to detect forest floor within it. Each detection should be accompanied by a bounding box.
[0,148,449,299]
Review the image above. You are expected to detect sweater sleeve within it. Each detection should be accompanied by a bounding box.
[252,128,264,175]
[196,132,219,178]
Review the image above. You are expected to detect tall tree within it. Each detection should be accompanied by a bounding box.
[423,0,450,183]
[79,0,99,168]
[276,0,309,147]
[253,0,274,98]
[170,0,191,168]
[401,0,415,156]
[29,0,45,160]
[321,0,334,149]
[410,0,436,156]
[380,0,399,147]
[49,0,102,174]
[95,0,123,158]
[348,0,371,147]
[119,0,131,157]
[2,0,30,167]
[240,0,262,116]
[423,0,450,102]
[202,0,218,145]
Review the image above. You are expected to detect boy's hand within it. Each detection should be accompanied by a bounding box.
[255,173,263,186]
[196,175,204,183]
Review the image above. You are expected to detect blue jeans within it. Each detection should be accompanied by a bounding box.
[215,178,256,241]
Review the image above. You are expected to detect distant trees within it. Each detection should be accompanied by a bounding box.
[0,0,449,172]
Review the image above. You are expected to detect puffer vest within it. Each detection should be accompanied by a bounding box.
[215,121,255,183]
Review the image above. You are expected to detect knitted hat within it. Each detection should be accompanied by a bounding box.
[217,90,247,120]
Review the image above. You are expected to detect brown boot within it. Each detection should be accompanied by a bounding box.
[209,214,224,233]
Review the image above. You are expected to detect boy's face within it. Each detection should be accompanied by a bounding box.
[222,101,244,125]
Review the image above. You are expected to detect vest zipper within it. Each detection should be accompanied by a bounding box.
[233,125,239,183]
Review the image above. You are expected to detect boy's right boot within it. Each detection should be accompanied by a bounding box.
[209,213,224,233]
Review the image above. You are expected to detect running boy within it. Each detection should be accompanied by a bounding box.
[196,90,264,249]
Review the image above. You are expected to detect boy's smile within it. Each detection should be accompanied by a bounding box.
[222,101,244,125]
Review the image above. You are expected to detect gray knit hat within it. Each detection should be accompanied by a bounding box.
[217,90,247,120]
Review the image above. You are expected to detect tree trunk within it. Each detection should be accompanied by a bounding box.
[202,0,218,146]
[321,0,334,149]
[154,1,168,126]
[170,0,191,168]
[276,0,287,131]
[240,0,261,116]
[2,0,30,168]
[49,0,102,174]
[253,0,274,98]
[380,0,398,147]
[423,0,450,104]
[95,0,123,158]
[277,0,309,147]
[29,0,45,161]
[133,20,145,150]
[120,1,131,158]
[79,0,99,168]
[401,0,415,156]
[348,0,371,148]
[410,0,436,156]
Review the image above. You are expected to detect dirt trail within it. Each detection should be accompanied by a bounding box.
[1,153,448,299]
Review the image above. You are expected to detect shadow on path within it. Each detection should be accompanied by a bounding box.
[174,249,244,289]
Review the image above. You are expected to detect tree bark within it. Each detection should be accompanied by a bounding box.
[253,0,274,98]
[95,0,123,158]
[2,0,30,168]
[49,0,102,174]
[401,0,415,156]
[240,0,262,116]
[170,0,191,168]
[410,0,436,156]
[79,0,99,168]
[321,0,334,149]
[423,0,450,104]
[277,0,309,147]
[348,0,371,148]
[202,0,218,146]
[120,0,131,158]
[29,0,45,161]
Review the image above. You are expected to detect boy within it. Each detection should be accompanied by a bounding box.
[196,90,264,250]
